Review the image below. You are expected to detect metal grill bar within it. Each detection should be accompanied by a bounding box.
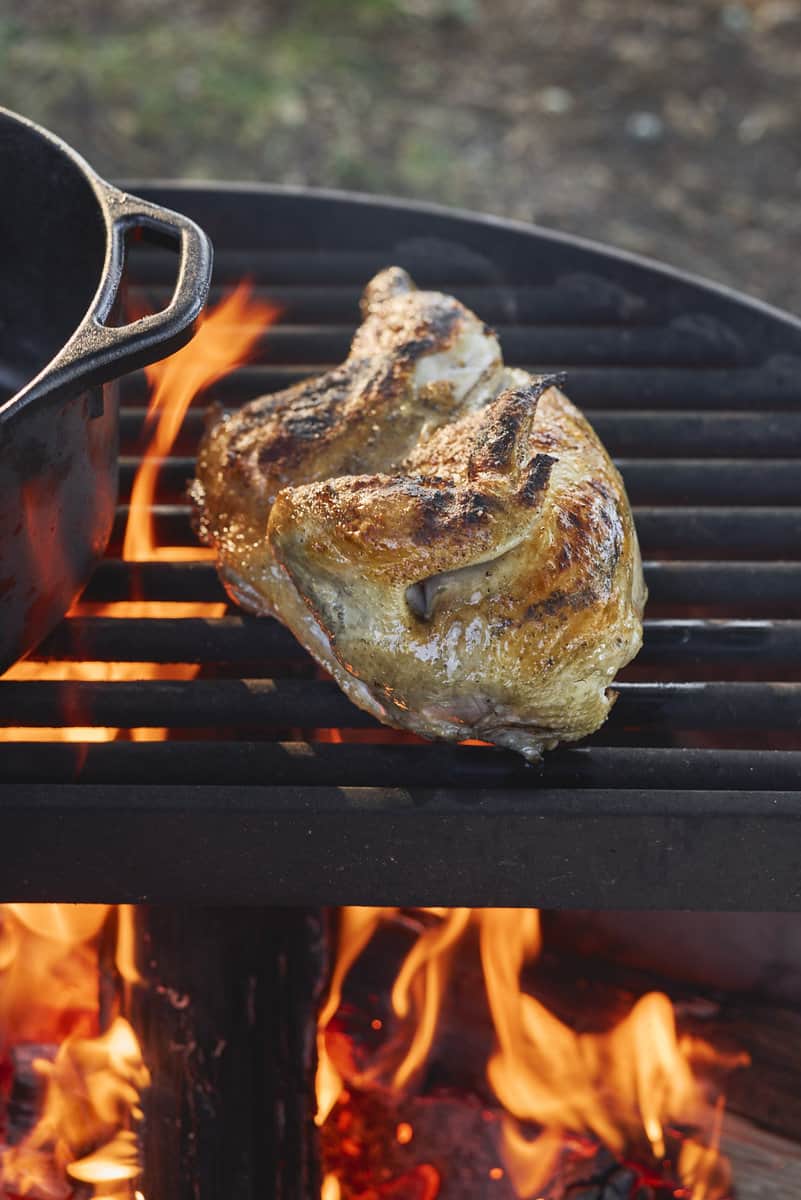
[130,281,651,324]
[33,617,801,666]
[2,743,800,791]
[76,558,801,613]
[107,504,801,560]
[129,247,540,284]
[1,678,798,730]
[118,407,801,458]
[215,324,746,369]
[120,363,801,409]
[117,456,801,506]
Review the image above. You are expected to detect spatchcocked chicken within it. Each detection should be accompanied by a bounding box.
[191,268,646,759]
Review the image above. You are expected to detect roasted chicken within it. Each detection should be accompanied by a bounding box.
[191,268,646,759]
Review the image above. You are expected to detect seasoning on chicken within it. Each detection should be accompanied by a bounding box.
[191,268,646,759]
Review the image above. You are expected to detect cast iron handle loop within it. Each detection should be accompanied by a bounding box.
[18,182,213,409]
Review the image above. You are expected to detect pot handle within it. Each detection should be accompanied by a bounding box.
[21,185,213,407]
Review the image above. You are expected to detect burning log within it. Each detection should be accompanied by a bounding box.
[722,1114,801,1200]
[544,912,801,1008]
[2,1046,56,1147]
[131,906,326,1200]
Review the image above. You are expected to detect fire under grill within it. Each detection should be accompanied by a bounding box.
[1,185,800,908]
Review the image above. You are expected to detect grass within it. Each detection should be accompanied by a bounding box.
[0,1,465,186]
[2,0,798,311]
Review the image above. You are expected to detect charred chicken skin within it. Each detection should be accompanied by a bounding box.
[191,268,646,759]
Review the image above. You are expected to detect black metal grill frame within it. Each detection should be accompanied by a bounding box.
[2,184,800,908]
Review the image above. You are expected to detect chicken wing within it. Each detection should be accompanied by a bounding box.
[191,269,646,759]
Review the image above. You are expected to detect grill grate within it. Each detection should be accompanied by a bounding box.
[2,186,800,908]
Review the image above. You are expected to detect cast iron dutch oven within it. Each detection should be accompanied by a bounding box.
[0,108,212,673]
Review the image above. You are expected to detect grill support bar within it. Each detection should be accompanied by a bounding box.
[1,784,800,909]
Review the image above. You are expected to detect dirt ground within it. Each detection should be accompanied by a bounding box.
[3,0,800,313]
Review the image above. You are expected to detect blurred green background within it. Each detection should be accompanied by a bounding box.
[3,0,800,311]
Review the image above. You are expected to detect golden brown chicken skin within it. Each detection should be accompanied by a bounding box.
[192,269,646,759]
[191,267,502,614]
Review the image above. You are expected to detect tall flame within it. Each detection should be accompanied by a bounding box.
[124,283,280,564]
[0,283,278,743]
[316,909,746,1200]
[390,907,471,1091]
[316,908,396,1127]
[0,905,148,1200]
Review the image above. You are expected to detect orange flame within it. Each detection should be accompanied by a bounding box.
[0,905,148,1200]
[115,906,141,988]
[316,909,745,1200]
[316,908,396,1127]
[0,904,110,1047]
[679,1096,732,1200]
[0,283,278,743]
[390,907,470,1090]
[1,1017,149,1198]
[124,282,280,564]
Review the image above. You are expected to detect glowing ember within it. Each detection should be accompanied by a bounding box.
[316,909,747,1199]
[322,1173,342,1200]
[0,283,277,743]
[0,905,148,1200]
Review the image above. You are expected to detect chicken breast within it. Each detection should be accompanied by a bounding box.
[191,268,646,759]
